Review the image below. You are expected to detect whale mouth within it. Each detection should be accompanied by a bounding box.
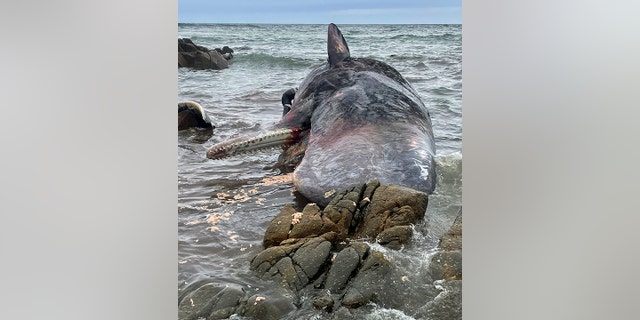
[207,127,306,160]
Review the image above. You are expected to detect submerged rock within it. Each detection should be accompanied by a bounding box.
[178,282,244,320]
[178,280,296,320]
[429,210,462,281]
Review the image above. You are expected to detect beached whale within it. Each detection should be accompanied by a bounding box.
[208,23,436,206]
[178,101,214,131]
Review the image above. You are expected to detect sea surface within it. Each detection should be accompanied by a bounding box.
[178,23,462,319]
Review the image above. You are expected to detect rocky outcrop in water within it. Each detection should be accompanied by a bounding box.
[178,38,233,70]
[251,180,430,314]
[178,181,463,319]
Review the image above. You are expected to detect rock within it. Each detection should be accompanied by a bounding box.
[354,184,428,240]
[424,280,462,320]
[251,237,332,291]
[376,225,413,249]
[312,293,334,311]
[178,282,244,320]
[178,283,223,320]
[178,38,232,69]
[221,45,234,54]
[240,292,297,320]
[439,210,462,251]
[430,251,462,281]
[247,181,432,316]
[324,246,360,292]
[430,209,462,281]
[288,203,330,239]
[291,238,332,280]
[262,204,297,248]
[262,180,427,249]
[180,50,228,69]
[341,251,392,308]
[208,287,245,319]
[332,307,354,320]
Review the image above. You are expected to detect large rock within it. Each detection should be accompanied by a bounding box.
[251,235,334,291]
[178,38,232,70]
[252,180,430,312]
[262,180,428,248]
[178,280,296,320]
[178,282,244,320]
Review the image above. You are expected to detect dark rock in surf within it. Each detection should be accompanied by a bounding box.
[178,38,233,69]
[429,210,462,281]
[312,292,334,311]
[424,280,462,319]
[262,180,427,248]
[177,280,296,320]
[340,251,392,308]
[249,180,428,313]
[178,282,244,320]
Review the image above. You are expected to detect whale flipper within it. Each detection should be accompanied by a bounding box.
[327,23,350,67]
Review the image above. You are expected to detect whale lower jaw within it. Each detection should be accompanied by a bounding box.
[207,127,304,160]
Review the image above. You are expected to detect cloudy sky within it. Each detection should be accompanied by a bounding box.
[178,0,461,24]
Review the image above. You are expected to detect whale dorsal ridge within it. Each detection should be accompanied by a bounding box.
[327,23,350,67]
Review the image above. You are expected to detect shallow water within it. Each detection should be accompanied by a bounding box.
[178,23,461,319]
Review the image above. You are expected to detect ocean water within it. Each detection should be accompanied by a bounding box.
[178,23,462,319]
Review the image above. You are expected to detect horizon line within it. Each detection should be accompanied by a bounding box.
[177,22,462,25]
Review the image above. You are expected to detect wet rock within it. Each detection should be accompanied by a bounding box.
[178,38,208,52]
[291,238,332,280]
[312,293,334,311]
[178,38,233,69]
[208,287,245,319]
[430,209,462,281]
[430,251,462,281]
[247,181,432,316]
[263,204,297,248]
[376,225,413,249]
[221,45,234,54]
[332,306,355,320]
[341,251,392,308]
[178,282,244,320]
[251,237,332,291]
[262,180,427,249]
[439,210,462,251]
[240,292,297,320]
[289,203,334,239]
[178,283,223,320]
[354,184,428,240]
[324,246,360,292]
[424,280,462,320]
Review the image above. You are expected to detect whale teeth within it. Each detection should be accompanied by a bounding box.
[207,127,303,160]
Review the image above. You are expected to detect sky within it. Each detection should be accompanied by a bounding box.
[178,0,461,24]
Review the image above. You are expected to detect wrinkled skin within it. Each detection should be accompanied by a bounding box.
[208,24,436,206]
